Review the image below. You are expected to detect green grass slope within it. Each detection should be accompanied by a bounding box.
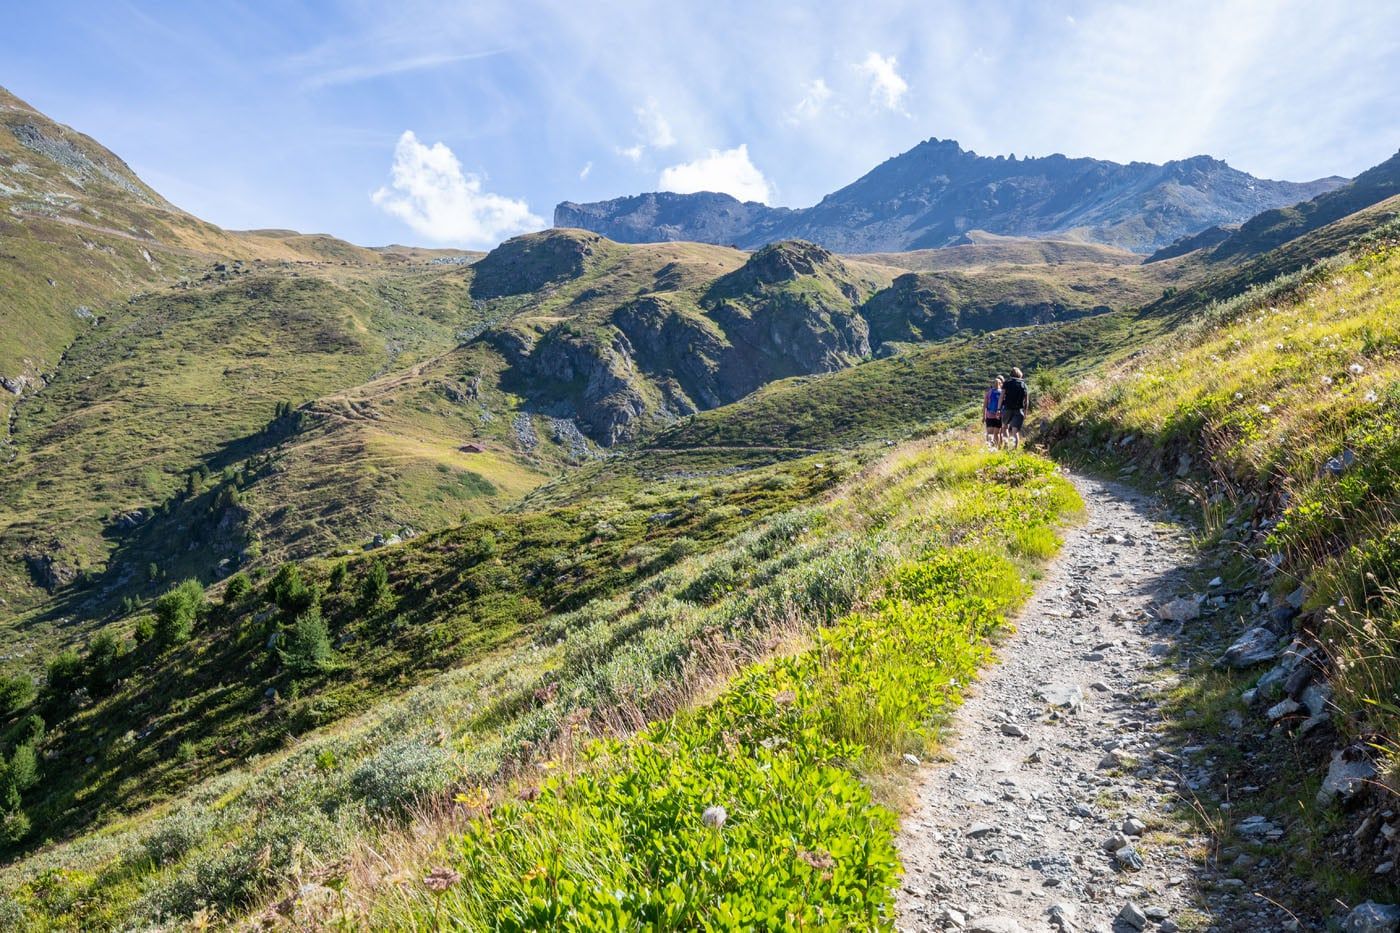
[1044,216,1400,904]
[650,308,1162,452]
[0,262,513,627]
[0,440,1077,931]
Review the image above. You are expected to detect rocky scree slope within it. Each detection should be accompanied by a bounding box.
[556,137,1344,254]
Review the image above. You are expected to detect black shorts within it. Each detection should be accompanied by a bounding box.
[1003,409,1025,430]
[984,417,1001,428]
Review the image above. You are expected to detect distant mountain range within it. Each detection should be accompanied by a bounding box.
[556,138,1347,253]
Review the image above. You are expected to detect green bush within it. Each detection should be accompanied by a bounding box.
[358,560,393,613]
[349,739,455,813]
[133,615,155,644]
[0,808,30,845]
[269,563,316,614]
[280,608,333,674]
[153,579,205,647]
[223,572,253,605]
[140,809,215,867]
[7,745,39,792]
[0,673,35,715]
[45,649,84,695]
[85,630,123,694]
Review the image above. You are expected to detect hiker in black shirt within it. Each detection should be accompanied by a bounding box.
[999,367,1029,449]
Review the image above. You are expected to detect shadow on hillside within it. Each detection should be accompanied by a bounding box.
[21,420,297,633]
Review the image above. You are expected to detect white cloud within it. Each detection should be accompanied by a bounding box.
[657,144,772,203]
[579,160,593,180]
[371,130,542,247]
[787,78,833,125]
[298,49,509,90]
[856,52,909,111]
[616,143,644,162]
[636,98,676,148]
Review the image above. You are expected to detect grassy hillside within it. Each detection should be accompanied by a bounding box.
[651,307,1162,451]
[1209,150,1399,261]
[0,85,407,426]
[0,439,1078,931]
[0,262,515,625]
[1044,217,1400,901]
[857,231,1149,270]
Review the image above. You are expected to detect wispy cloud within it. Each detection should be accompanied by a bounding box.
[579,160,593,180]
[856,52,909,112]
[301,48,508,90]
[658,144,772,203]
[786,78,833,125]
[636,97,675,148]
[371,130,541,247]
[613,97,677,162]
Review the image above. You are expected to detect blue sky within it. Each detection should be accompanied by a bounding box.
[4,0,1397,248]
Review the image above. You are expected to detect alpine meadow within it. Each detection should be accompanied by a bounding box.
[2,4,1399,930]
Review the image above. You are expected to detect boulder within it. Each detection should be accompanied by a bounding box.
[1038,683,1084,711]
[1317,747,1378,807]
[1342,901,1400,933]
[1157,597,1201,622]
[1219,627,1279,668]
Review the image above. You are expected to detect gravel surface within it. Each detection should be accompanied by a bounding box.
[896,472,1298,932]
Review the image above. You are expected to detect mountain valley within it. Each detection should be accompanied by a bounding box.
[1,78,1399,931]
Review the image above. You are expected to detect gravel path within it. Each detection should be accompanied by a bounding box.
[895,472,1291,933]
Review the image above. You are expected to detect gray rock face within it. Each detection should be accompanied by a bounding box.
[486,239,873,446]
[1220,627,1280,668]
[556,138,1344,253]
[24,549,77,592]
[1342,901,1400,933]
[1318,748,1378,807]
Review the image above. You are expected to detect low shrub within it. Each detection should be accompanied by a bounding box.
[379,451,1076,929]
[350,739,456,813]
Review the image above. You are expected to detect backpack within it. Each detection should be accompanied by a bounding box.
[1002,378,1028,411]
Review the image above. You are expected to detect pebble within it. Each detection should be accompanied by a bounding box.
[1116,901,1147,930]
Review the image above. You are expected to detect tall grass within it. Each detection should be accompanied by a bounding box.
[0,439,1076,930]
[368,449,1079,930]
[1047,238,1400,770]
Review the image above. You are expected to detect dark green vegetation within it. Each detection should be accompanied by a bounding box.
[1,450,847,852]
[652,309,1156,451]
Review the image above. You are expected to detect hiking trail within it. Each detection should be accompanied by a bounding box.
[896,472,1295,932]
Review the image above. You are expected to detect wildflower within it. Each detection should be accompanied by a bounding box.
[1259,404,1272,414]
[797,849,836,871]
[773,689,797,706]
[423,866,461,893]
[1320,376,1333,386]
[1234,392,1244,401]
[702,805,727,829]
[1365,391,1378,403]
[1275,343,1285,351]
[1349,363,1365,375]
